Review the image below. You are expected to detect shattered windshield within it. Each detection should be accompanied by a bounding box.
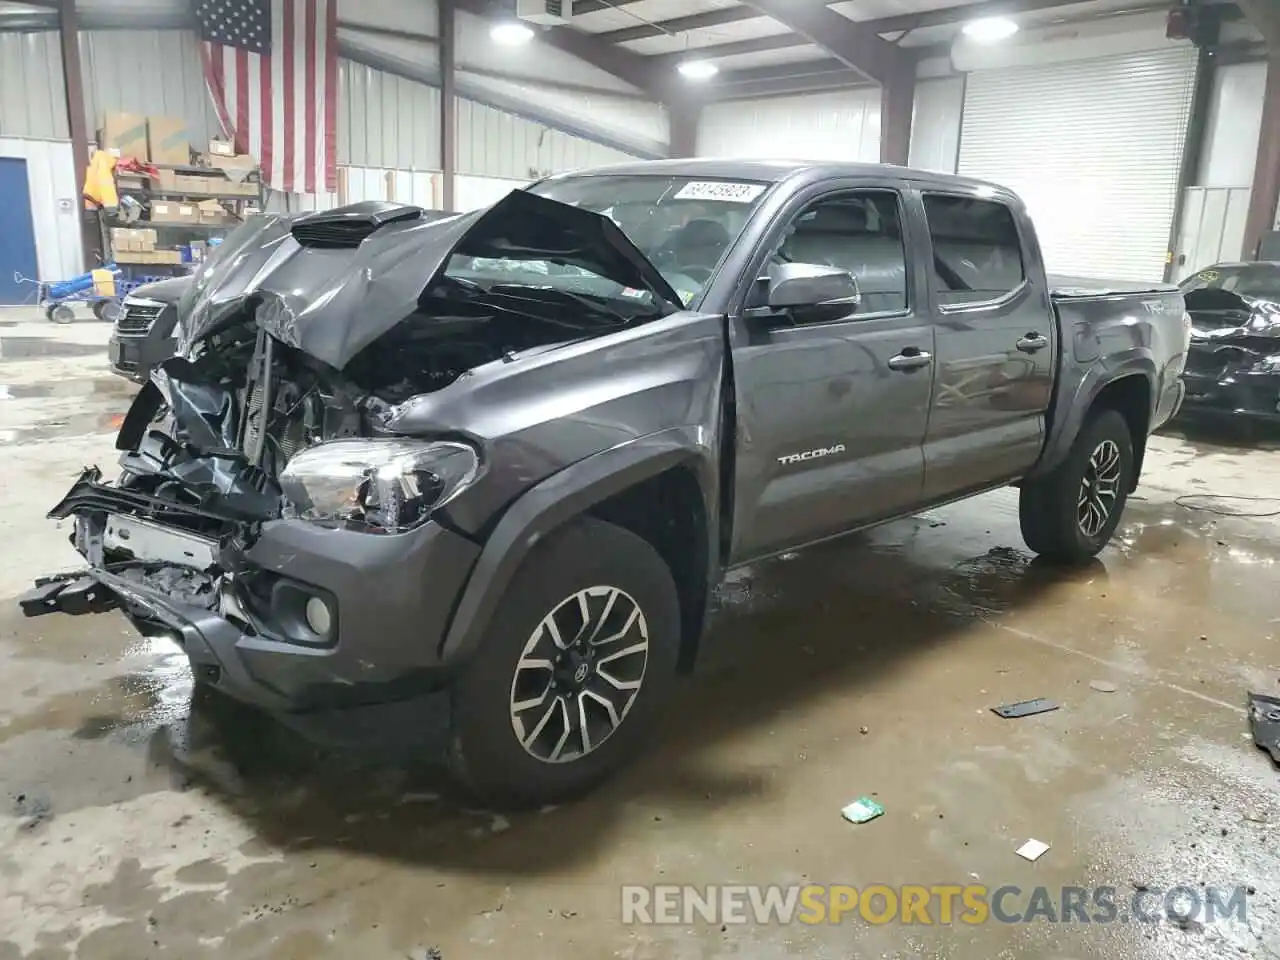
[1180,264,1280,299]
[444,175,771,308]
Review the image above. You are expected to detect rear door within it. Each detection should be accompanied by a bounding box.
[917,192,1056,500]
[727,183,935,563]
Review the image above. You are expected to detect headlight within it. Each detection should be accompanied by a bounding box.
[279,439,479,533]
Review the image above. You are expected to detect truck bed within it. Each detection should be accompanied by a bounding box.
[1048,274,1179,300]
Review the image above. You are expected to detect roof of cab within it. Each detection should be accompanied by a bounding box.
[541,157,1015,199]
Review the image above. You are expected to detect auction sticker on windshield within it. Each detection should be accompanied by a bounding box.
[674,181,767,203]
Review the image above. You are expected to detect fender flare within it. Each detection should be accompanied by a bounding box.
[1029,351,1156,480]
[438,427,712,666]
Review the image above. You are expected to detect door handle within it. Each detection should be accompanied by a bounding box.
[1016,333,1049,353]
[888,349,932,371]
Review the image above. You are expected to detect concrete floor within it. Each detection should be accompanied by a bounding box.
[3,305,1280,959]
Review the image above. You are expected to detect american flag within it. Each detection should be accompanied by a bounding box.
[195,0,337,194]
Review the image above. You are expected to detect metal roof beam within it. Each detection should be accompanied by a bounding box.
[451,0,668,96]
[598,8,760,45]
[604,0,1242,55]
[737,0,906,83]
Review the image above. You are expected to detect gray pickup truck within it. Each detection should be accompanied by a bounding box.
[23,160,1189,806]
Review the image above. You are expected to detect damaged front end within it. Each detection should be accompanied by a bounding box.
[1179,288,1280,423]
[21,193,682,712]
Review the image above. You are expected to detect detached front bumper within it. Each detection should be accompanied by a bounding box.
[23,468,482,741]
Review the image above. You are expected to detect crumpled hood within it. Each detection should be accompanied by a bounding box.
[1185,287,1280,341]
[177,191,684,370]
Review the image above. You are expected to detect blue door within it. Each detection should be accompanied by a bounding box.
[0,157,39,304]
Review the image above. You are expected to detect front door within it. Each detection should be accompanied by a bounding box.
[917,192,1055,500]
[0,158,39,305]
[728,187,935,563]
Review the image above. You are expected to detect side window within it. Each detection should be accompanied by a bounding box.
[922,194,1025,306]
[771,190,909,317]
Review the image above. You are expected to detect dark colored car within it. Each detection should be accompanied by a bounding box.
[23,160,1189,806]
[107,277,191,383]
[1176,261,1280,424]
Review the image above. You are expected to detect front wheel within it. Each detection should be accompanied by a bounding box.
[1019,409,1134,563]
[448,517,681,808]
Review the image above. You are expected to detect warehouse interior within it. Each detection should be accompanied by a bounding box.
[3,0,1280,958]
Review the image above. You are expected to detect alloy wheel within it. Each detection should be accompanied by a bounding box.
[509,585,650,764]
[1077,439,1122,538]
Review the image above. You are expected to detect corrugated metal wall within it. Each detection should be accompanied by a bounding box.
[2,28,644,178]
[1198,61,1267,188]
[0,32,68,140]
[697,89,882,162]
[908,77,964,174]
[457,98,635,180]
[339,60,441,170]
[79,29,220,142]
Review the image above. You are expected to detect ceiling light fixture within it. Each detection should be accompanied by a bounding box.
[962,16,1019,42]
[677,59,719,80]
[491,21,535,45]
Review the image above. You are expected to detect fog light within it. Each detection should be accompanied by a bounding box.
[304,596,333,636]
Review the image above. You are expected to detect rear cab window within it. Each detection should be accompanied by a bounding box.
[922,194,1026,307]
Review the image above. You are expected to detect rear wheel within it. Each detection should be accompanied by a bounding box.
[1020,409,1134,563]
[448,516,680,808]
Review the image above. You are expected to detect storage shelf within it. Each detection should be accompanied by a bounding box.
[118,186,257,203]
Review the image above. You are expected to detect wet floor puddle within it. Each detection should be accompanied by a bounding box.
[0,338,106,361]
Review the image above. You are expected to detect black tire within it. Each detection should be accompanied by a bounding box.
[448,516,680,808]
[45,303,75,325]
[93,299,121,323]
[1019,408,1134,564]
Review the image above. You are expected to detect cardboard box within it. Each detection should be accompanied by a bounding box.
[151,201,199,224]
[208,138,235,157]
[101,113,149,160]
[110,227,157,253]
[156,168,178,191]
[206,153,258,182]
[148,116,190,166]
[197,199,232,224]
[172,174,210,195]
[115,249,181,265]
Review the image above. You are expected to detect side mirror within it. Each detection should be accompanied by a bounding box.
[767,262,861,311]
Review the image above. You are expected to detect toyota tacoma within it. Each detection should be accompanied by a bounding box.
[22,160,1190,806]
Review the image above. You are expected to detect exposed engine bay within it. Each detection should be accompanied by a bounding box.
[102,274,657,535]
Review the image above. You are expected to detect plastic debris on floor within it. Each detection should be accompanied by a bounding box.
[841,796,885,824]
[1015,839,1051,861]
[991,698,1060,719]
[1248,692,1280,765]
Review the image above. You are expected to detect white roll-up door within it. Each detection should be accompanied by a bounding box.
[957,47,1198,281]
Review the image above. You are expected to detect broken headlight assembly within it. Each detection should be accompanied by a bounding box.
[278,439,480,533]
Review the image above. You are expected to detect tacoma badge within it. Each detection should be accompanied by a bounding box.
[777,444,846,466]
